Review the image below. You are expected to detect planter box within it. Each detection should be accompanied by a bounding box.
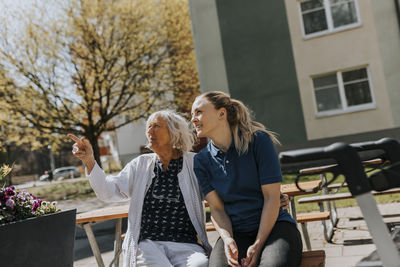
[0,209,76,267]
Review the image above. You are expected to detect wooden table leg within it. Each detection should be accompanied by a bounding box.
[114,218,122,267]
[300,223,312,251]
[83,222,106,267]
[289,196,297,222]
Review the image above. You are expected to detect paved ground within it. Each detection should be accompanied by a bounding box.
[58,198,400,267]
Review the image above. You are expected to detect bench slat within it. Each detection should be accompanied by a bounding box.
[298,188,400,204]
[206,222,215,232]
[299,158,383,175]
[298,192,352,204]
[281,180,322,197]
[297,212,330,223]
[326,182,347,190]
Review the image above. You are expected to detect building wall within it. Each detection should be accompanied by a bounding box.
[188,0,229,93]
[189,0,307,144]
[285,0,395,140]
[370,0,400,126]
[115,120,147,166]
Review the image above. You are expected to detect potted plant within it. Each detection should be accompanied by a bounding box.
[0,165,76,267]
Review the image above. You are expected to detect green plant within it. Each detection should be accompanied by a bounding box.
[0,186,60,225]
[0,164,11,185]
[0,165,60,225]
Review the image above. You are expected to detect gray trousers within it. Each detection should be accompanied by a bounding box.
[136,239,208,267]
[209,221,302,267]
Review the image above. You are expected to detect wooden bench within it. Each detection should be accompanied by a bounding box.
[297,186,400,245]
[300,250,326,267]
[280,180,333,250]
[297,212,331,251]
[295,158,389,244]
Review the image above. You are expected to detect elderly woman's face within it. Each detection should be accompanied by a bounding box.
[146,115,172,151]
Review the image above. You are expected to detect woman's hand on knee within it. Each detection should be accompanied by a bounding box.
[242,241,262,267]
[223,237,240,267]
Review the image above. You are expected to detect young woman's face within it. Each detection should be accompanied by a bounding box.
[146,115,172,152]
[191,96,223,138]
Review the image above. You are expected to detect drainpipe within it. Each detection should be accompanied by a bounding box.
[395,0,400,33]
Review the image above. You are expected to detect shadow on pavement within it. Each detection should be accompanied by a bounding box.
[74,218,128,261]
[343,238,374,246]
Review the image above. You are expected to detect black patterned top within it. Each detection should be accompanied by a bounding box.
[139,157,198,244]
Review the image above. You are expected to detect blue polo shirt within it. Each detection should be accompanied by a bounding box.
[194,131,295,232]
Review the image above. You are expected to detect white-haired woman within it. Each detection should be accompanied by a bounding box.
[68,110,211,267]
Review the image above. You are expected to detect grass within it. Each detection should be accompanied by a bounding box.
[282,171,400,213]
[28,180,95,201]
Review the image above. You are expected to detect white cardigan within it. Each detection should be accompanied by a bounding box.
[87,152,211,267]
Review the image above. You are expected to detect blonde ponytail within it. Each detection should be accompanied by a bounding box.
[202,91,280,155]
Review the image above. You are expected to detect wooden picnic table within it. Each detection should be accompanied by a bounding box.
[76,204,129,267]
[281,180,322,219]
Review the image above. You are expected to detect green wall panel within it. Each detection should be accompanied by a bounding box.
[215,0,307,144]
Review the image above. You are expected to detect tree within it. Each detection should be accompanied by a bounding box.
[161,0,201,114]
[0,0,176,166]
[0,94,59,185]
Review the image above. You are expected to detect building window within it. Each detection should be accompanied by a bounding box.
[313,67,374,116]
[300,0,361,37]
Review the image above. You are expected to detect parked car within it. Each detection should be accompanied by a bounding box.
[39,166,81,181]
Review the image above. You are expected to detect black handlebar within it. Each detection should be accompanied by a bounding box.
[279,138,400,196]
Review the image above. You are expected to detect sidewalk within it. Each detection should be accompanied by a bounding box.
[305,202,400,267]
[61,199,400,267]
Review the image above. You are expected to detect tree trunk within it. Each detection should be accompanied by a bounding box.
[87,133,102,169]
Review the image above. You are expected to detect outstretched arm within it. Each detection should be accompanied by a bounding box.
[68,133,136,202]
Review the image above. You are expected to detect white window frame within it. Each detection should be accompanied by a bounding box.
[298,0,362,39]
[313,67,376,117]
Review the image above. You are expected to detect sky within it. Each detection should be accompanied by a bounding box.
[0,0,78,97]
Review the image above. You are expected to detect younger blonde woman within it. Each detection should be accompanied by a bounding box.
[191,92,302,267]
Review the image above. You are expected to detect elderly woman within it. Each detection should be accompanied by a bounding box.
[68,110,211,267]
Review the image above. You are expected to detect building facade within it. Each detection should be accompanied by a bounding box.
[188,0,400,151]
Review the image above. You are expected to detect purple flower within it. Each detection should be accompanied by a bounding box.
[17,190,30,201]
[5,188,15,196]
[5,199,15,209]
[0,186,59,224]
